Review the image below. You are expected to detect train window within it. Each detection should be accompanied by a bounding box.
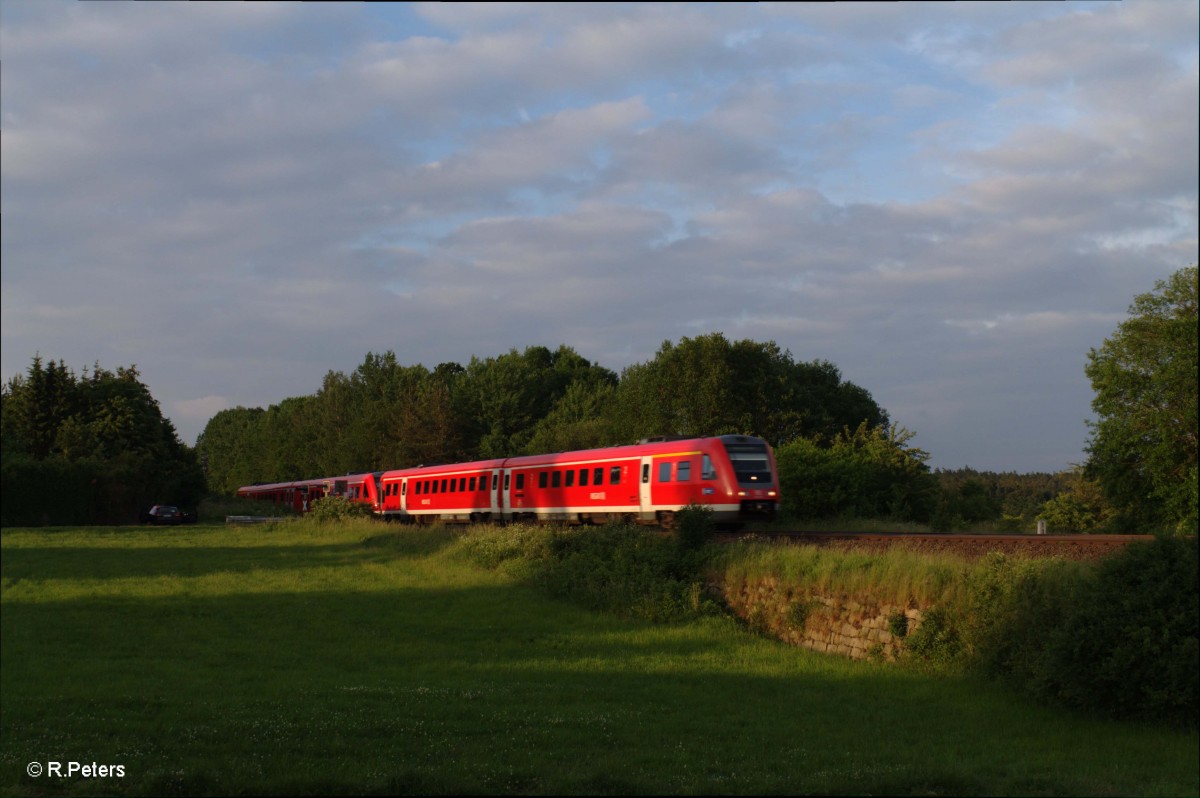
[430,480,437,494]
[551,471,561,488]
[726,441,773,484]
[658,462,672,482]
[594,467,604,485]
[678,461,691,481]
[459,477,467,492]
[451,479,458,493]
[506,473,512,491]
[402,482,407,496]
[579,468,589,487]
[565,470,575,488]
[469,476,477,492]
[611,466,621,485]
[538,472,548,489]
[493,474,500,490]
[642,464,650,484]
[515,473,524,490]
[702,455,716,480]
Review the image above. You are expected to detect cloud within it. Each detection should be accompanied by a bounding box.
[2,0,1195,476]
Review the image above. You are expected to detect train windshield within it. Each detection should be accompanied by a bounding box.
[724,441,773,485]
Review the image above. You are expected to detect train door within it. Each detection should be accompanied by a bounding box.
[639,456,654,521]
[489,469,501,519]
[501,470,513,521]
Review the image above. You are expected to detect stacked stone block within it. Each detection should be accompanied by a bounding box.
[715,576,927,661]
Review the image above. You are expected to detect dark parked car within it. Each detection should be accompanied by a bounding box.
[143,505,195,525]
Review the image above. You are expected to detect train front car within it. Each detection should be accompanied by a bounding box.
[713,434,778,523]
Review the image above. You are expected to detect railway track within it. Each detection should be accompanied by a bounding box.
[713,530,1156,561]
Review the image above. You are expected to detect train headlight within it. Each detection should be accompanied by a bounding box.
[737,491,746,497]
[768,491,776,497]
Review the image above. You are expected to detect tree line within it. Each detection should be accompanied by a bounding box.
[1,357,205,525]
[197,333,895,492]
[5,262,1193,534]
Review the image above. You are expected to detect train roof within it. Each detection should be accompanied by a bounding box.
[241,436,772,492]
[379,457,509,480]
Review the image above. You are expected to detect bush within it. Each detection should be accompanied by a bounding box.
[958,554,1092,682]
[774,424,938,523]
[1039,536,1198,725]
[674,504,715,552]
[903,606,965,670]
[452,524,551,571]
[306,495,372,523]
[901,541,1198,726]
[455,521,718,623]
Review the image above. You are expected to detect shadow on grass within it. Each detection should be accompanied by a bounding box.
[4,580,1197,796]
[0,528,461,583]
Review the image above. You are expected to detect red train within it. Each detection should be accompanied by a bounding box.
[237,434,778,527]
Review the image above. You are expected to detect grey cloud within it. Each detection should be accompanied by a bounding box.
[2,0,1195,475]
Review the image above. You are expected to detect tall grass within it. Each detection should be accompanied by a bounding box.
[713,538,974,607]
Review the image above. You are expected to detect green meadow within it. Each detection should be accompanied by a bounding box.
[2,521,1196,796]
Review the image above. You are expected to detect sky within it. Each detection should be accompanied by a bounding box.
[1,1,1196,474]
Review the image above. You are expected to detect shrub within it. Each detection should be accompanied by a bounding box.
[453,524,550,571]
[1038,536,1198,725]
[959,553,1092,683]
[786,597,820,631]
[306,495,372,523]
[900,541,1198,726]
[455,521,718,623]
[774,424,938,523]
[903,606,964,670]
[674,503,715,552]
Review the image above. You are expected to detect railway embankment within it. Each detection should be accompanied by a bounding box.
[449,512,1195,726]
[706,532,1196,726]
[710,532,1145,661]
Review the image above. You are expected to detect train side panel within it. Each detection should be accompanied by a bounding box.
[379,459,507,523]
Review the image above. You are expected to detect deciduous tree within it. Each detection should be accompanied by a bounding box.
[1085,266,1198,533]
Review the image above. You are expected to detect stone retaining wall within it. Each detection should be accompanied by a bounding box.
[714,575,928,660]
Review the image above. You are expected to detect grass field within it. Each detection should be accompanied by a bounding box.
[2,521,1196,796]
